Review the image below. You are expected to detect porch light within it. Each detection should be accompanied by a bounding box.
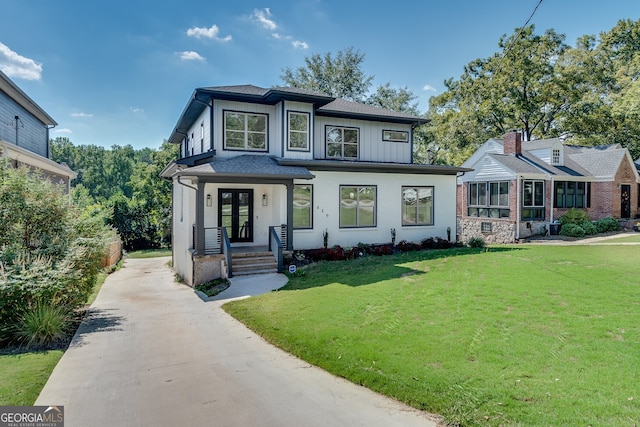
[262,194,268,206]
[206,194,212,207]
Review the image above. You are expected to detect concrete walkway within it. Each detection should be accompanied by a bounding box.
[36,257,439,427]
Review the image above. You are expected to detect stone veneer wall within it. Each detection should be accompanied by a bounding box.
[457,218,517,244]
[192,253,227,286]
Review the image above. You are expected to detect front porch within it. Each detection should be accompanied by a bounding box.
[192,225,290,280]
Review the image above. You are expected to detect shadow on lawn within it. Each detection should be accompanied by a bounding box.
[282,246,524,290]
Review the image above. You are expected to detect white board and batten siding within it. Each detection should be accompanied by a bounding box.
[313,117,412,163]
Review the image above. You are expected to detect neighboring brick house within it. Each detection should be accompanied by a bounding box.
[162,84,470,285]
[457,131,640,244]
[0,69,76,191]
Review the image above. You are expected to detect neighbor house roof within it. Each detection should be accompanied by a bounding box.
[0,69,57,127]
[475,137,632,180]
[168,84,428,144]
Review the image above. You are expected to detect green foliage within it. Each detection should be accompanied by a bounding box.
[280,47,422,119]
[595,217,621,233]
[50,138,178,250]
[425,19,640,165]
[195,278,230,297]
[559,223,586,238]
[580,220,597,235]
[0,163,112,347]
[467,236,486,248]
[12,303,70,348]
[280,47,373,103]
[558,208,590,225]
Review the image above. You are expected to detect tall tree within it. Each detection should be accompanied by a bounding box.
[426,25,569,163]
[281,47,374,102]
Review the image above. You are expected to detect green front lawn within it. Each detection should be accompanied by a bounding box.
[224,245,640,426]
[0,351,63,405]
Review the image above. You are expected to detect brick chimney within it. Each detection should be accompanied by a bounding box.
[503,131,522,155]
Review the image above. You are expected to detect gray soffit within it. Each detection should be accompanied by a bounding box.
[278,158,470,176]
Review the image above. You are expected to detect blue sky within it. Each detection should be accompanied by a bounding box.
[1,0,638,150]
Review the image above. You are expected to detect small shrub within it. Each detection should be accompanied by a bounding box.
[195,278,230,297]
[467,237,485,248]
[422,237,453,249]
[12,303,70,348]
[559,208,590,225]
[580,221,597,235]
[560,223,586,238]
[396,240,420,252]
[595,217,621,233]
[372,244,394,256]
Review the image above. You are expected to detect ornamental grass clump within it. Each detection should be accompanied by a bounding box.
[12,303,70,349]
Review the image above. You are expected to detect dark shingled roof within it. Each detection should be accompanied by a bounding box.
[169,84,427,143]
[174,155,314,180]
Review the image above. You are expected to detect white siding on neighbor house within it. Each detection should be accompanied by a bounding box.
[461,156,516,182]
[313,117,412,163]
[292,170,458,250]
[283,100,315,160]
[212,100,278,159]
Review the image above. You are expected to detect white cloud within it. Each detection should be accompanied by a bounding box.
[54,128,72,134]
[178,51,205,61]
[70,112,94,118]
[186,24,232,42]
[252,8,277,30]
[0,42,42,81]
[130,107,144,113]
[423,84,437,92]
[292,40,309,49]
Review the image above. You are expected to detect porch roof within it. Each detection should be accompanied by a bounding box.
[277,158,470,175]
[171,155,315,180]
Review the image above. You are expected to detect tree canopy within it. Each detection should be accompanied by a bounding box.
[426,19,640,164]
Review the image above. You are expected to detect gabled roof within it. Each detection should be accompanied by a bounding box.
[468,136,634,181]
[168,84,427,144]
[0,69,57,127]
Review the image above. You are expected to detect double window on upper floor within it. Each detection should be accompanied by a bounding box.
[224,111,268,152]
[326,126,359,159]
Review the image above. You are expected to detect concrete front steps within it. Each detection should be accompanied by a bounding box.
[231,251,278,276]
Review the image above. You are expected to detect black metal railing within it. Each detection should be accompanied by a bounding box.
[268,225,286,273]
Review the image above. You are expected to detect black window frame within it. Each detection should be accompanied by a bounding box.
[339,185,377,228]
[223,110,269,152]
[401,186,434,226]
[467,181,510,219]
[293,184,313,229]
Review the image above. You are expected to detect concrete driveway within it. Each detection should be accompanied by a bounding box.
[36,257,439,427]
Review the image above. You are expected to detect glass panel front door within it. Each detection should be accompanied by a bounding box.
[218,189,253,242]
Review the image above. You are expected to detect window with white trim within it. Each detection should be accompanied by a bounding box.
[552,148,561,165]
[522,180,545,220]
[402,186,434,225]
[327,126,358,159]
[224,111,268,151]
[288,112,309,151]
[339,185,376,227]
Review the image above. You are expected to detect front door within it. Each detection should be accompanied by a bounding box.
[621,185,631,218]
[219,189,253,242]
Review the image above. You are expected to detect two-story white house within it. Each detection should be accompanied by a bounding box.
[162,85,469,285]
